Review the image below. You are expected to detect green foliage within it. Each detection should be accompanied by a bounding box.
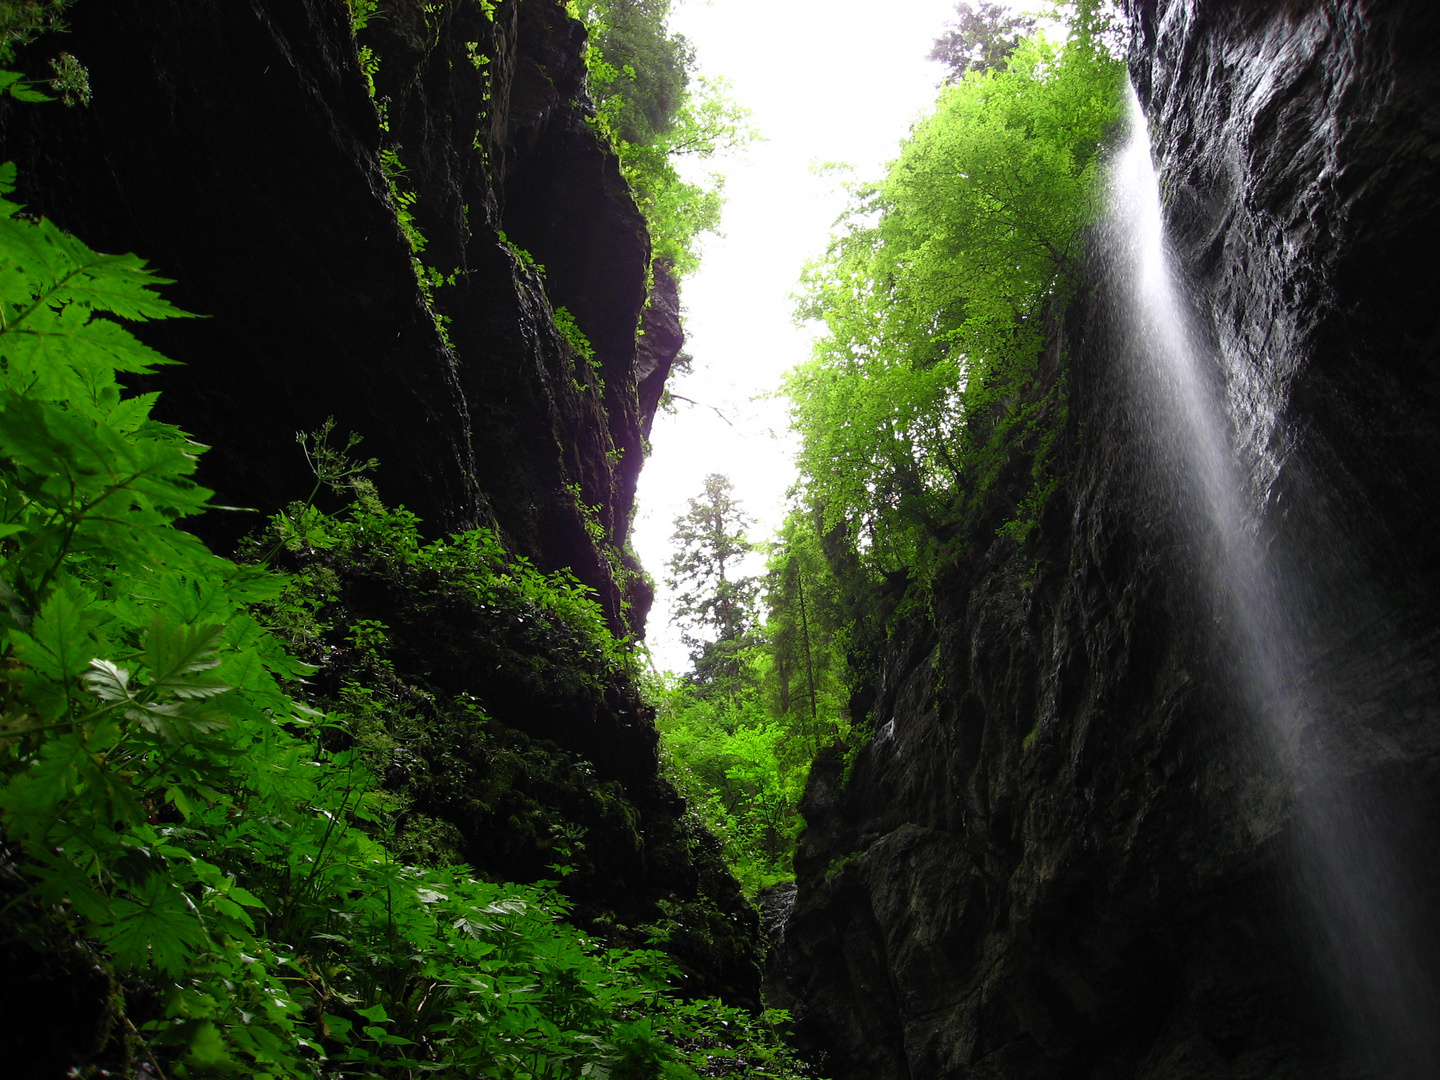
[0,168,810,1078]
[499,228,544,274]
[652,498,858,893]
[380,148,425,255]
[554,305,596,364]
[344,12,476,347]
[787,16,1123,582]
[665,474,759,697]
[555,305,605,391]
[265,499,632,698]
[343,0,380,33]
[574,0,692,147]
[652,673,808,895]
[571,0,754,278]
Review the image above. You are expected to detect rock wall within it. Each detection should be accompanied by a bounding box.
[771,2,1440,1077]
[0,0,758,1021]
[0,0,671,632]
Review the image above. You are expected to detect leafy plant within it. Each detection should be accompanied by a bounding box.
[0,166,814,1078]
[555,304,605,391]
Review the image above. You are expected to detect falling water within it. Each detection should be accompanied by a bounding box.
[1108,81,1439,1077]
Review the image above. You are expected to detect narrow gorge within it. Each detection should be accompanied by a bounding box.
[0,1,1436,1078]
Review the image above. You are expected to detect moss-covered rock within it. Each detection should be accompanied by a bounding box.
[255,503,763,1007]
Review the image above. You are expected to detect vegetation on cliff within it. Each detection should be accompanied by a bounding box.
[0,169,806,1078]
[787,12,1122,578]
[569,0,753,278]
[650,4,1124,892]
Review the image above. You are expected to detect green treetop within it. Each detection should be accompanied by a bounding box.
[787,13,1124,580]
[665,473,759,695]
[929,1,1038,82]
[571,0,755,277]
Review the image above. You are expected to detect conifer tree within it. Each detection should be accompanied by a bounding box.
[665,473,758,695]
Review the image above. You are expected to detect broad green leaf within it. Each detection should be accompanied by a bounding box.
[102,874,207,976]
[10,581,95,683]
[142,619,224,686]
[183,1021,236,1068]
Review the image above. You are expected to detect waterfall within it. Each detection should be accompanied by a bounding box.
[1108,80,1440,1078]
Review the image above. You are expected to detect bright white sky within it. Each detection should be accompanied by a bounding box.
[631,0,962,670]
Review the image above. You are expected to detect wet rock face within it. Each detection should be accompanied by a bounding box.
[1131,0,1440,652]
[773,2,1440,1077]
[0,0,677,632]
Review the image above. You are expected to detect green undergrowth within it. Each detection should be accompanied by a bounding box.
[246,487,772,1011]
[0,171,813,1077]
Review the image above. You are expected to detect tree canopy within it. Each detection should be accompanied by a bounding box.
[787,23,1124,578]
[571,0,755,277]
[929,1,1038,82]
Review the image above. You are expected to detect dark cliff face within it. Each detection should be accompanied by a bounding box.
[0,0,760,1016]
[772,2,1440,1077]
[0,0,665,632]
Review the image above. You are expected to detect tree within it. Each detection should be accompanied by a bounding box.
[928,1,1037,82]
[763,508,850,756]
[788,24,1123,579]
[573,0,692,145]
[666,474,759,695]
[571,0,755,276]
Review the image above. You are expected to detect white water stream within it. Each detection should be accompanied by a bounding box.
[1109,82,1438,1077]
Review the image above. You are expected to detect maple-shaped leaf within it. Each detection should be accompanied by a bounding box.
[51,249,193,325]
[105,391,160,435]
[102,873,207,976]
[9,581,95,683]
[3,310,180,382]
[142,619,229,699]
